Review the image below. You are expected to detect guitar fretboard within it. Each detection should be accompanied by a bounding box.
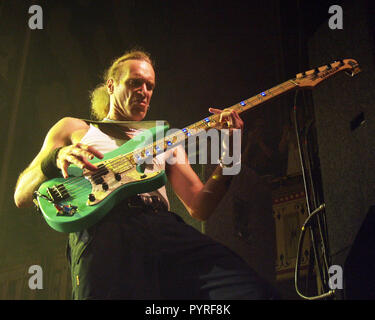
[101,79,298,172]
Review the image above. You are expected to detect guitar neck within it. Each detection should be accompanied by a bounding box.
[167,79,297,138]
[202,79,297,122]
[230,79,298,114]
[127,79,298,162]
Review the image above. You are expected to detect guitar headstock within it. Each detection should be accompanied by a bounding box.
[293,59,360,89]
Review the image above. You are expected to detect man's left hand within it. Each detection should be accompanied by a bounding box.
[208,107,244,133]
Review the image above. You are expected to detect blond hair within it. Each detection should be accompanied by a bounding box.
[90,50,154,120]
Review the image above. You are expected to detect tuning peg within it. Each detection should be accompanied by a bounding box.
[296,71,306,79]
[334,59,344,66]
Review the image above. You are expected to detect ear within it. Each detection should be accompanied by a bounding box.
[106,78,114,94]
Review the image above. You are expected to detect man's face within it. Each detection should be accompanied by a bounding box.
[109,59,155,121]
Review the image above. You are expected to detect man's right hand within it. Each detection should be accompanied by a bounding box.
[57,143,104,178]
[15,117,97,208]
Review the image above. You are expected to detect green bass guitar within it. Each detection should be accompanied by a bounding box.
[35,58,360,233]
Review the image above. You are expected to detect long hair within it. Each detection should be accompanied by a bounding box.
[90,50,154,120]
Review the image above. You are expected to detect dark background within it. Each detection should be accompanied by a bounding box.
[0,0,373,300]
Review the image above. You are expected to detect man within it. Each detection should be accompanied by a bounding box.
[14,50,276,299]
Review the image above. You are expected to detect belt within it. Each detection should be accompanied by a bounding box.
[125,194,168,213]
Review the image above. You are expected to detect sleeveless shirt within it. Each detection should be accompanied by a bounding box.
[80,124,176,210]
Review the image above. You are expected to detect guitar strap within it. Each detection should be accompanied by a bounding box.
[81,119,169,141]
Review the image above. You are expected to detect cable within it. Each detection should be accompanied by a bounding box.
[293,91,323,290]
[295,205,336,300]
[292,91,334,300]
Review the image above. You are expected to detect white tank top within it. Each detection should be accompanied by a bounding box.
[80,124,175,210]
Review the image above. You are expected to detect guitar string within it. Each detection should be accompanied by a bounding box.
[62,171,125,200]
[65,137,183,199]
[61,126,189,188]
[58,88,277,194]
[60,130,190,196]
[63,79,293,188]
[50,81,297,198]
[61,115,227,197]
[55,94,274,198]
[60,120,210,193]
[64,126,201,197]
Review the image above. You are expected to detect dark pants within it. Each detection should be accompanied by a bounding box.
[67,201,277,300]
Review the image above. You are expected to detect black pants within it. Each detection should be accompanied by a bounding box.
[67,201,277,300]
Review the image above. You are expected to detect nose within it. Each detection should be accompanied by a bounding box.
[137,82,148,96]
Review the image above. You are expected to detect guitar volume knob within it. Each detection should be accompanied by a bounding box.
[88,193,96,202]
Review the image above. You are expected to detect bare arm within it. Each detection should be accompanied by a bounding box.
[166,108,243,221]
[166,150,233,221]
[14,117,102,208]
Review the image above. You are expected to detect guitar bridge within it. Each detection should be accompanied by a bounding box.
[55,204,78,216]
[47,184,70,202]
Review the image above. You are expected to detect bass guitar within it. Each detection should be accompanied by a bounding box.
[35,58,360,233]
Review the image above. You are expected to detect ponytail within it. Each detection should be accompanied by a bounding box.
[90,84,110,120]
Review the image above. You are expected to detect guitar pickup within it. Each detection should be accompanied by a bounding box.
[47,184,70,202]
[91,164,109,185]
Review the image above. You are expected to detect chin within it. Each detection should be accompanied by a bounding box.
[132,111,147,121]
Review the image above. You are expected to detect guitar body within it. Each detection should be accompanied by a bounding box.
[37,124,169,233]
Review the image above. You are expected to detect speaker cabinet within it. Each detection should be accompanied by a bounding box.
[308,1,375,295]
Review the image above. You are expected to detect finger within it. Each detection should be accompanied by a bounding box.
[218,111,228,123]
[87,146,104,159]
[81,157,100,171]
[68,152,100,171]
[208,107,223,114]
[220,108,235,120]
[218,111,233,126]
[231,116,242,130]
[61,161,69,179]
[71,148,96,161]
[231,111,244,129]
[231,110,241,121]
[77,143,104,159]
[65,154,84,169]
